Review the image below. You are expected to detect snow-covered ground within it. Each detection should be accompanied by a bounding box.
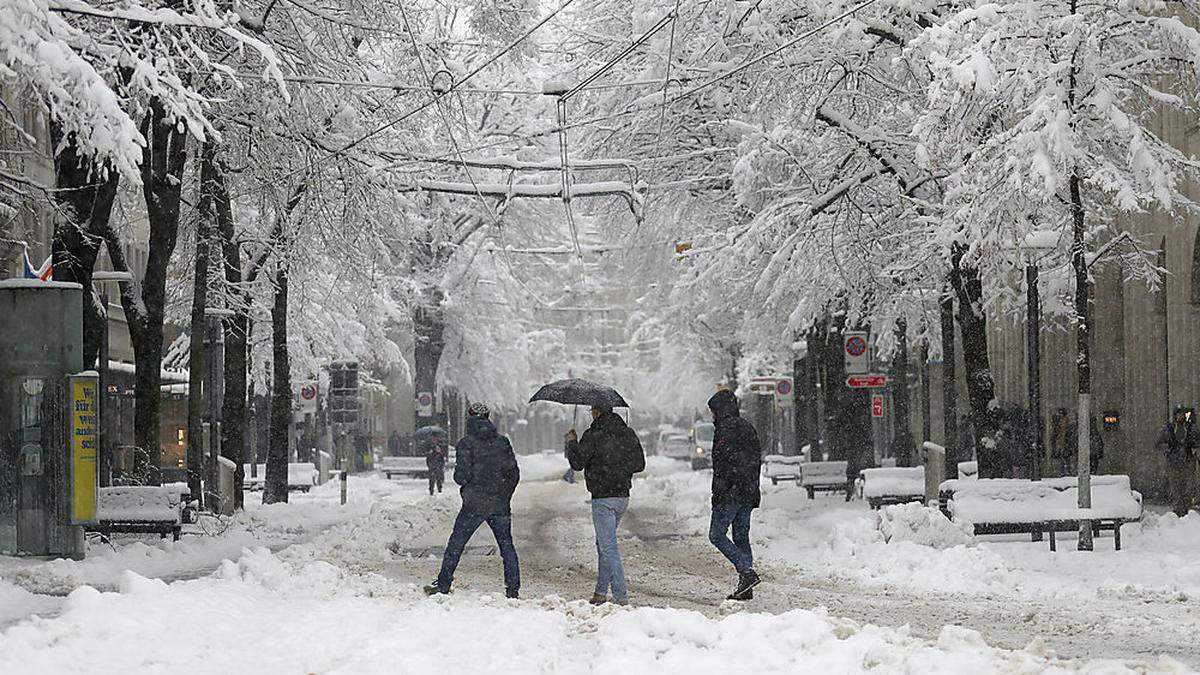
[1,458,1197,673]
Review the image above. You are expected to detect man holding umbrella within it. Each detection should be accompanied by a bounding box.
[566,405,645,605]
[425,402,521,598]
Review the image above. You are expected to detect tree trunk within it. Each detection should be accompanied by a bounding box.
[49,124,120,369]
[118,98,187,485]
[413,288,446,428]
[212,155,247,509]
[949,243,999,479]
[265,265,291,504]
[187,143,216,505]
[940,285,958,479]
[1071,171,1093,550]
[891,319,914,466]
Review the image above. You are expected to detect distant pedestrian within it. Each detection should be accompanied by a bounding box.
[388,430,402,456]
[1049,408,1075,478]
[1087,417,1105,475]
[425,402,521,598]
[706,389,763,601]
[1155,404,1200,517]
[566,405,645,606]
[424,430,447,496]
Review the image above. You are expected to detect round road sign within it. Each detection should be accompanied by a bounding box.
[845,336,867,357]
[775,379,793,396]
[300,384,317,400]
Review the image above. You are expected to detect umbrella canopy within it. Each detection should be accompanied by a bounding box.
[529,378,629,408]
[413,425,447,439]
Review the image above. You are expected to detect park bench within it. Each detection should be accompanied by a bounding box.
[957,461,978,480]
[378,456,428,480]
[800,460,851,500]
[91,485,184,541]
[939,475,1142,550]
[288,462,318,492]
[763,455,803,485]
[243,464,266,491]
[862,466,926,510]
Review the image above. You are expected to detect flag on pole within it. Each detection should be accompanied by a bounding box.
[22,246,52,281]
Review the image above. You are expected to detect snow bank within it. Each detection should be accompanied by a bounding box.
[0,548,1177,674]
[878,503,975,548]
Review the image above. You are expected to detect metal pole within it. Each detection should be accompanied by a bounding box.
[1027,263,1042,482]
[339,469,347,505]
[201,422,212,509]
[98,291,112,488]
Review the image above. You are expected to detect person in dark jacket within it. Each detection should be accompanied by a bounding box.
[424,430,448,495]
[566,405,645,606]
[425,402,521,598]
[1156,404,1200,516]
[706,389,763,601]
[387,430,402,456]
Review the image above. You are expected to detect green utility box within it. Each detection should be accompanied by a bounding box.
[0,279,90,559]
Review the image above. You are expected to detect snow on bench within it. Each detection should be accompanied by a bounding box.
[378,456,428,479]
[288,463,318,492]
[244,464,266,490]
[801,461,850,500]
[763,455,803,484]
[939,475,1143,550]
[957,461,978,480]
[862,467,926,509]
[93,486,184,541]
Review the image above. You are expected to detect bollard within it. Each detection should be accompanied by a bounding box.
[922,441,946,507]
[340,470,347,505]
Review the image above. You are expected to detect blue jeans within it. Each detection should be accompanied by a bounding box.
[436,508,520,592]
[709,504,754,574]
[591,497,629,601]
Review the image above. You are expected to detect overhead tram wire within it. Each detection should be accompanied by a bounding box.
[233,0,579,196]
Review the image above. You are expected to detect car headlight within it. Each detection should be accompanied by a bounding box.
[695,446,705,455]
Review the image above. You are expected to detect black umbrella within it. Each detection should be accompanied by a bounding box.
[529,378,630,408]
[413,425,447,439]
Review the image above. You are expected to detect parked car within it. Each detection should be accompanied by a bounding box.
[690,421,714,471]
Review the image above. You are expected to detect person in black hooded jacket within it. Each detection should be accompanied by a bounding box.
[425,402,521,598]
[707,389,762,601]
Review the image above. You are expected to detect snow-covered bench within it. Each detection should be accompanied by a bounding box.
[288,463,318,492]
[939,475,1143,550]
[91,486,184,541]
[243,464,266,491]
[763,455,803,485]
[957,461,978,480]
[861,467,926,510]
[378,456,428,480]
[801,461,850,500]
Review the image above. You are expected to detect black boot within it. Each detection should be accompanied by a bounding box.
[424,581,449,596]
[728,570,760,601]
[506,587,519,599]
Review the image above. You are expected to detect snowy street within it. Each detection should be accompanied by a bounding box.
[2,462,1198,672]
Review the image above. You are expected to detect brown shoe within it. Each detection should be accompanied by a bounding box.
[613,597,629,606]
[588,593,607,605]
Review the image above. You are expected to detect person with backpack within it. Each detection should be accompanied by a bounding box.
[425,402,521,598]
[566,405,645,606]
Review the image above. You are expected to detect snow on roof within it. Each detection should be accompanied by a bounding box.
[107,360,189,384]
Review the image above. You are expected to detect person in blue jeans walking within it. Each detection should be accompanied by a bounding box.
[707,389,763,601]
[566,405,645,606]
[425,402,522,599]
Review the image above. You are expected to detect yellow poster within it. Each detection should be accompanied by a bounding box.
[71,376,98,524]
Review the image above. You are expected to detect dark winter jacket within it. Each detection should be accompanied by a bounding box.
[708,390,763,508]
[454,417,520,514]
[1156,421,1200,466]
[566,412,645,498]
[425,440,447,473]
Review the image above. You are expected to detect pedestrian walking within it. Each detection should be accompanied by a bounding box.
[1088,416,1105,475]
[388,430,402,456]
[566,405,645,606]
[1049,408,1075,478]
[1156,404,1200,517]
[425,402,521,598]
[424,430,447,496]
[706,389,763,601]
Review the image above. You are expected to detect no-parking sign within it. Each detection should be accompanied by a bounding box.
[774,377,793,407]
[844,331,869,375]
[416,391,435,417]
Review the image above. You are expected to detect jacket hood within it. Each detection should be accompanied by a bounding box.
[708,390,739,420]
[466,416,499,440]
[591,411,627,431]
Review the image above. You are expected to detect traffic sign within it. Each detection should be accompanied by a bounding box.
[749,376,777,395]
[871,394,885,418]
[846,374,887,388]
[416,391,435,417]
[297,381,318,414]
[844,331,869,374]
[774,377,793,407]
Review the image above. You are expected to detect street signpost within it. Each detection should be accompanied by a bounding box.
[843,331,869,375]
[774,377,794,407]
[846,375,888,388]
[416,391,435,418]
[871,394,885,418]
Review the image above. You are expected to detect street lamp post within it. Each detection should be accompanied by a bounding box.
[1015,232,1056,483]
[92,271,133,488]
